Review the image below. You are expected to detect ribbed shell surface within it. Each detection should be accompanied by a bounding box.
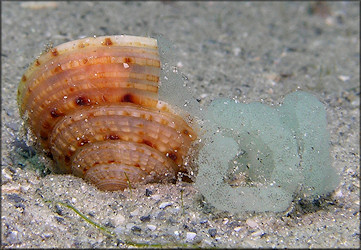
[18,35,197,191]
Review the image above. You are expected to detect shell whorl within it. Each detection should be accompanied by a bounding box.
[18,35,197,191]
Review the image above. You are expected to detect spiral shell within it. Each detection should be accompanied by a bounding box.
[18,35,197,191]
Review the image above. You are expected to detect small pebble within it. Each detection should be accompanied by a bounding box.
[55,205,63,215]
[251,229,264,237]
[334,189,343,198]
[15,203,25,212]
[222,218,229,225]
[234,226,242,232]
[2,169,12,184]
[170,207,180,215]
[233,47,241,56]
[116,238,125,246]
[6,122,19,131]
[147,224,156,231]
[204,239,213,246]
[186,232,197,241]
[200,218,208,224]
[145,188,153,197]
[7,194,25,203]
[131,226,141,233]
[20,184,31,193]
[114,226,122,235]
[177,61,183,68]
[338,75,350,82]
[140,215,151,222]
[104,221,115,228]
[114,214,125,225]
[42,232,53,238]
[7,231,22,244]
[126,223,135,230]
[130,208,139,216]
[151,194,161,200]
[159,201,172,209]
[208,228,217,238]
[246,218,259,228]
[54,216,64,223]
[5,108,14,117]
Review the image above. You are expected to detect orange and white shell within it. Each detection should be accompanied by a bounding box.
[18,35,197,191]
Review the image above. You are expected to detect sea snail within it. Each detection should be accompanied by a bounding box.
[17,35,197,191]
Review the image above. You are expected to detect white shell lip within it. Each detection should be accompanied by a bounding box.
[62,35,158,51]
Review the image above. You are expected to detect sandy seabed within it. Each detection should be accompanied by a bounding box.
[1,1,359,248]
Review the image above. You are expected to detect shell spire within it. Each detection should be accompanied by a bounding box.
[18,35,197,191]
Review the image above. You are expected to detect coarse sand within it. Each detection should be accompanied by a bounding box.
[1,1,359,248]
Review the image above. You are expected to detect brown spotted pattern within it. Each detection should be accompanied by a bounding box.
[17,35,197,191]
